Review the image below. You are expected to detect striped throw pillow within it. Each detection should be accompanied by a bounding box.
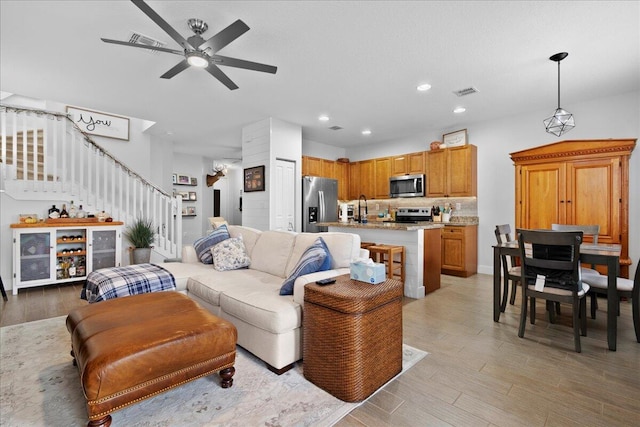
[280,237,331,296]
[193,224,230,264]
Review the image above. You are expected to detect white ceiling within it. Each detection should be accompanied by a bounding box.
[1,1,638,159]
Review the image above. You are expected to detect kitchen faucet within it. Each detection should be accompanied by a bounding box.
[358,194,368,223]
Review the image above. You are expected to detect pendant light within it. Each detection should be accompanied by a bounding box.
[543,52,575,137]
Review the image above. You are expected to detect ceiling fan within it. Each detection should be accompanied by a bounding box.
[101,0,277,90]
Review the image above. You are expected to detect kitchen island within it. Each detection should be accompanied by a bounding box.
[319,221,444,299]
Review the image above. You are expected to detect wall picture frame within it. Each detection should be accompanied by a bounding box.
[443,129,468,147]
[244,165,265,192]
[66,106,130,141]
[190,177,197,186]
[188,191,197,201]
[178,191,189,201]
[172,174,177,184]
[178,175,190,185]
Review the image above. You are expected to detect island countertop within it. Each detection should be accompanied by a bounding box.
[317,221,445,231]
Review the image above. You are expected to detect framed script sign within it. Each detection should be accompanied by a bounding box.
[66,106,130,141]
[244,165,265,192]
[443,129,468,147]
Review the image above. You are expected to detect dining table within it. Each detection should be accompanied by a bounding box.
[493,240,622,351]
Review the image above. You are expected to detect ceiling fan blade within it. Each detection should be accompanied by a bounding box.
[199,19,250,53]
[131,0,194,50]
[206,63,239,90]
[101,38,183,55]
[160,59,190,79]
[212,55,277,74]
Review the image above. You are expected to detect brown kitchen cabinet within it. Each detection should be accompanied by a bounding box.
[321,159,335,179]
[373,157,391,199]
[441,224,477,277]
[359,160,375,200]
[427,144,477,197]
[512,139,636,277]
[348,161,360,200]
[335,161,349,200]
[302,156,322,177]
[391,151,426,176]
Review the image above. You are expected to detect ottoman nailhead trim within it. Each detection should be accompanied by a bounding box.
[86,353,235,419]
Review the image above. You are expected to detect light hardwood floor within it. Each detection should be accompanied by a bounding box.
[1,274,639,426]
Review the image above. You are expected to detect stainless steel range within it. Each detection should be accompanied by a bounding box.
[395,207,432,223]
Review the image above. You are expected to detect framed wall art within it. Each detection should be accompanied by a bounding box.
[188,191,197,201]
[66,106,130,141]
[190,177,198,186]
[443,129,468,147]
[244,165,265,192]
[178,175,190,185]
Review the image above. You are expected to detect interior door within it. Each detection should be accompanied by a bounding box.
[273,159,296,231]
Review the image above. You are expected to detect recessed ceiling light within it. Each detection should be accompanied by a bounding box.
[318,115,329,122]
[453,107,466,113]
[417,83,432,92]
[362,129,372,136]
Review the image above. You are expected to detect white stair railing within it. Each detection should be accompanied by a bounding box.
[0,104,182,259]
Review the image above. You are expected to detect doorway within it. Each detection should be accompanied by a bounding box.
[273,159,296,231]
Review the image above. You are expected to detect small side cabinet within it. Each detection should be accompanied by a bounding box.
[11,221,123,295]
[441,224,477,277]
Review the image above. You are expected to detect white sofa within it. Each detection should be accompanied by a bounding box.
[156,225,364,373]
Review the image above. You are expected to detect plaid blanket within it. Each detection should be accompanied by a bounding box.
[82,263,176,303]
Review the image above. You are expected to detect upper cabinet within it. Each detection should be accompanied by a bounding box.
[302,156,322,176]
[511,139,636,278]
[392,152,425,176]
[374,157,391,199]
[335,161,349,200]
[427,145,477,197]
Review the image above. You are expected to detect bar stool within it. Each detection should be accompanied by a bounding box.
[368,244,405,283]
[360,242,376,249]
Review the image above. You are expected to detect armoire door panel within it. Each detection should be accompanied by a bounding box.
[521,163,566,229]
[567,158,621,243]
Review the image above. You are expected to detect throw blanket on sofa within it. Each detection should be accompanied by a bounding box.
[82,263,176,303]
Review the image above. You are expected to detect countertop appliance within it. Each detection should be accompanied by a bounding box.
[393,207,432,223]
[389,174,425,198]
[303,176,338,232]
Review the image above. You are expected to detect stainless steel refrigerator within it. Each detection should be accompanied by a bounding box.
[302,176,338,232]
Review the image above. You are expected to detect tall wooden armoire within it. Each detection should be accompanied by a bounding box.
[510,139,636,278]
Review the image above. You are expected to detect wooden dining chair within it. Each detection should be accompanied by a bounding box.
[551,224,601,276]
[582,264,640,342]
[517,229,589,352]
[494,225,521,311]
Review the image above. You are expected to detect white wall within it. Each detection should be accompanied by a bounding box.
[302,138,346,160]
[172,153,211,244]
[344,90,640,277]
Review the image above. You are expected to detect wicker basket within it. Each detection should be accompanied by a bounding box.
[303,275,403,402]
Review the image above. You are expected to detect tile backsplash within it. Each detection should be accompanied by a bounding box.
[343,196,478,217]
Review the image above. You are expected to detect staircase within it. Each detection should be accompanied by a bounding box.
[0,104,182,260]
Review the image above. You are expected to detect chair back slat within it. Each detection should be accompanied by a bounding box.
[495,224,517,270]
[551,224,599,244]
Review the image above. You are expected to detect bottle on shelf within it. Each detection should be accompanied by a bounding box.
[77,205,86,218]
[60,204,69,218]
[69,258,77,277]
[77,256,86,277]
[69,201,77,218]
[48,205,60,219]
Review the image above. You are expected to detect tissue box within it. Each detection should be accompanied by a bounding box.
[350,261,386,284]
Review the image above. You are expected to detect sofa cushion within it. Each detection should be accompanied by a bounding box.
[249,231,296,278]
[212,236,251,271]
[154,261,213,292]
[280,237,331,295]
[227,225,262,257]
[220,283,302,334]
[187,269,283,306]
[193,225,230,264]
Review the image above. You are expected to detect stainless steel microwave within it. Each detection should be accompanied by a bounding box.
[389,174,425,198]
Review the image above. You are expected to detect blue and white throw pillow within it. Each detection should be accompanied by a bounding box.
[212,235,251,271]
[193,224,230,264]
[280,237,332,296]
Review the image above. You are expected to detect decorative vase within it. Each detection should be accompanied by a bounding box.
[130,247,152,265]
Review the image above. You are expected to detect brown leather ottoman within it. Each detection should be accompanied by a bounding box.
[66,292,237,427]
[303,275,403,402]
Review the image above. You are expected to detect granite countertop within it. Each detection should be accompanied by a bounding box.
[319,221,445,231]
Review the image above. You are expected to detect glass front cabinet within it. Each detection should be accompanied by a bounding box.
[11,223,122,295]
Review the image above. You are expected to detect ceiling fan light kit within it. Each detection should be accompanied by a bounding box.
[543,52,575,137]
[101,0,277,90]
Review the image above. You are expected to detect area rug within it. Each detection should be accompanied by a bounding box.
[0,317,427,426]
